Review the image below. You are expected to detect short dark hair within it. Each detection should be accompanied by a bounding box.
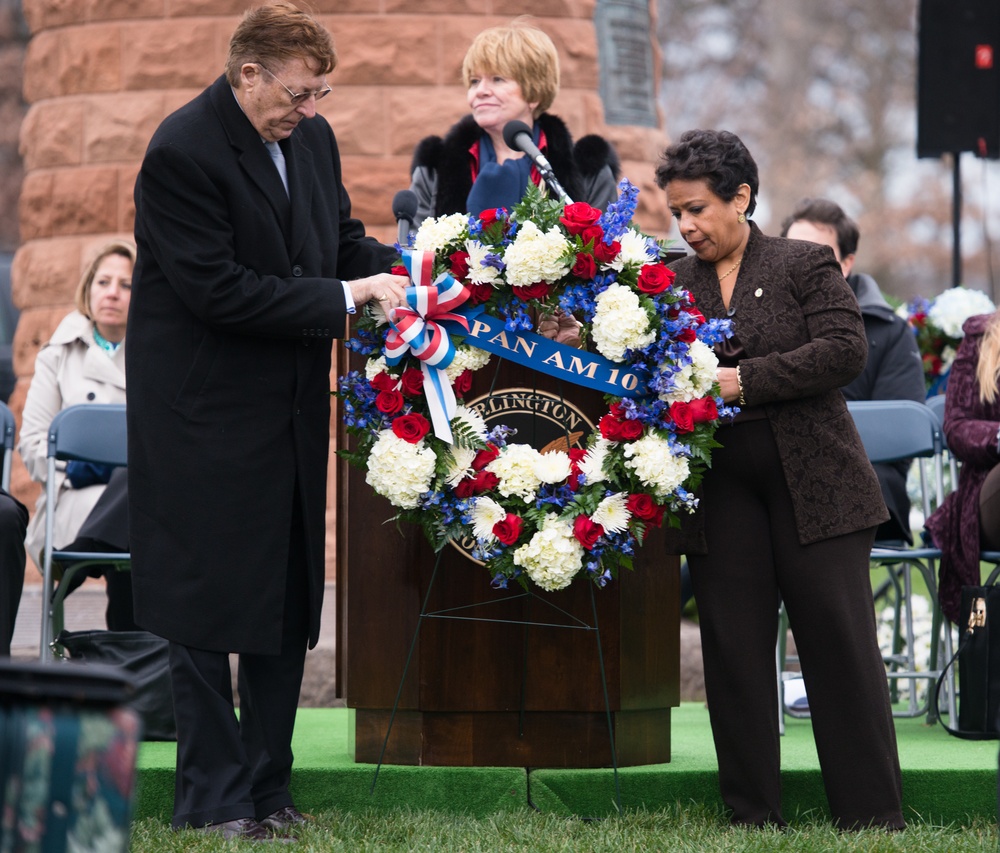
[654,129,759,216]
[225,2,337,87]
[779,197,859,258]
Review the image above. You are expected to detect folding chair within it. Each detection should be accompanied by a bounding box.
[38,404,130,662]
[0,399,14,491]
[925,394,958,486]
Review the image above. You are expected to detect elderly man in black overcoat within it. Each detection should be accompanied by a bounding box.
[128,2,407,841]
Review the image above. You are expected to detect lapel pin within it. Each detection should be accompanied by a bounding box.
[754,288,763,298]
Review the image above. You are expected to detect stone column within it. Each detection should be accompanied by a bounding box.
[15,1,669,571]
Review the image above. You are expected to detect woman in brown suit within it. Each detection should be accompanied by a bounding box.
[656,130,904,830]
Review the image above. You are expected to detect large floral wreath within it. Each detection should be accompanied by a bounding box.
[337,181,735,592]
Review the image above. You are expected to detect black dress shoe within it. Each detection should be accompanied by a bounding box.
[260,806,311,832]
[197,817,297,843]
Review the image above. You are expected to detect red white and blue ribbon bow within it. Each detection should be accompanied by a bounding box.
[384,249,471,443]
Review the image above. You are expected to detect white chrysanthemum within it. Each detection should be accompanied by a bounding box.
[513,514,583,591]
[444,344,492,382]
[579,438,612,485]
[464,239,502,285]
[365,355,389,381]
[471,496,507,542]
[608,229,657,271]
[444,444,477,487]
[365,431,436,509]
[928,286,996,338]
[591,493,631,534]
[622,434,690,498]
[591,283,656,362]
[659,340,719,403]
[486,443,544,501]
[534,450,572,484]
[503,221,571,287]
[413,212,469,253]
[452,404,488,442]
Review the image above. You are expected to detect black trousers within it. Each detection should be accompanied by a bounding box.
[0,489,28,656]
[688,418,904,829]
[168,496,310,829]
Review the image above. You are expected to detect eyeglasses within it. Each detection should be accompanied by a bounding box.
[258,64,332,106]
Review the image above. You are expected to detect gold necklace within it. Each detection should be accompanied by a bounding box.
[718,259,741,283]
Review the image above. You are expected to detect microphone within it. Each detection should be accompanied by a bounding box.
[392,189,418,247]
[502,120,573,204]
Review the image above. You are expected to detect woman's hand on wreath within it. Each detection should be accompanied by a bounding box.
[537,310,583,348]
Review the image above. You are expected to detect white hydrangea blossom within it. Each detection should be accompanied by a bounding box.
[470,496,507,542]
[608,229,657,271]
[534,450,572,484]
[658,340,719,404]
[502,221,571,287]
[591,283,656,362]
[622,434,690,498]
[413,212,469,253]
[464,239,502,285]
[486,443,544,501]
[579,438,612,485]
[928,286,996,338]
[513,514,583,591]
[591,493,631,534]
[444,345,492,382]
[365,431,436,509]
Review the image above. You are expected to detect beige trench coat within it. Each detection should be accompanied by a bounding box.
[18,310,126,566]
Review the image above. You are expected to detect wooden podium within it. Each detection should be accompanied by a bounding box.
[336,354,680,768]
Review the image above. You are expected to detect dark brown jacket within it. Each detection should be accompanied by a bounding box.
[668,223,887,553]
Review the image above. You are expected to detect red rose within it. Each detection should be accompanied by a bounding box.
[452,369,473,397]
[580,225,604,248]
[370,372,396,392]
[677,328,697,343]
[399,368,423,396]
[392,412,430,443]
[468,283,494,304]
[449,251,470,280]
[670,401,694,433]
[376,389,404,414]
[493,513,524,545]
[513,282,551,301]
[455,469,499,498]
[688,396,719,423]
[599,403,643,441]
[390,265,409,277]
[472,444,500,470]
[572,253,597,279]
[573,514,604,550]
[479,208,502,226]
[627,493,665,527]
[559,202,602,235]
[685,307,705,324]
[636,264,675,295]
[593,239,621,265]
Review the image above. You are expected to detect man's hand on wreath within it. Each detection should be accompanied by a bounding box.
[348,273,408,310]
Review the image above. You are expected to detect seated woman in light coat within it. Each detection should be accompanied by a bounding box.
[18,238,135,629]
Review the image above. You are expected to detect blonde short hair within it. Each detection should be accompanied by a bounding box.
[75,239,136,319]
[461,21,559,117]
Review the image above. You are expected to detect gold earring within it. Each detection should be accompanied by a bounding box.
[738,213,746,223]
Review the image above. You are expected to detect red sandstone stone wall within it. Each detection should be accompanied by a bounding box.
[15,1,668,572]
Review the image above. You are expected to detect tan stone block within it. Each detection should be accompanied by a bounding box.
[19,101,85,170]
[547,20,599,90]
[117,163,139,233]
[320,89,387,157]
[322,17,443,87]
[382,0,490,12]
[341,155,412,227]
[59,26,122,96]
[387,88,469,156]
[85,0,165,22]
[12,237,82,309]
[83,93,164,162]
[19,166,119,240]
[22,0,81,34]
[502,0,592,16]
[122,21,219,90]
[22,31,61,102]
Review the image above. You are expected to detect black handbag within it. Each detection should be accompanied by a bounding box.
[55,628,177,741]
[935,566,1000,739]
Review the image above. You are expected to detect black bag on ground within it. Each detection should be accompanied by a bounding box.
[935,566,1000,739]
[56,628,177,741]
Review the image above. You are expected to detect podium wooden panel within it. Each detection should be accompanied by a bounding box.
[336,354,679,767]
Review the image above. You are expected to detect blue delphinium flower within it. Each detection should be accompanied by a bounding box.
[598,179,639,242]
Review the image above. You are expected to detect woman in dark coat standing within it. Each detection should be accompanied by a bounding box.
[926,311,1000,625]
[409,20,619,228]
[656,129,904,830]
